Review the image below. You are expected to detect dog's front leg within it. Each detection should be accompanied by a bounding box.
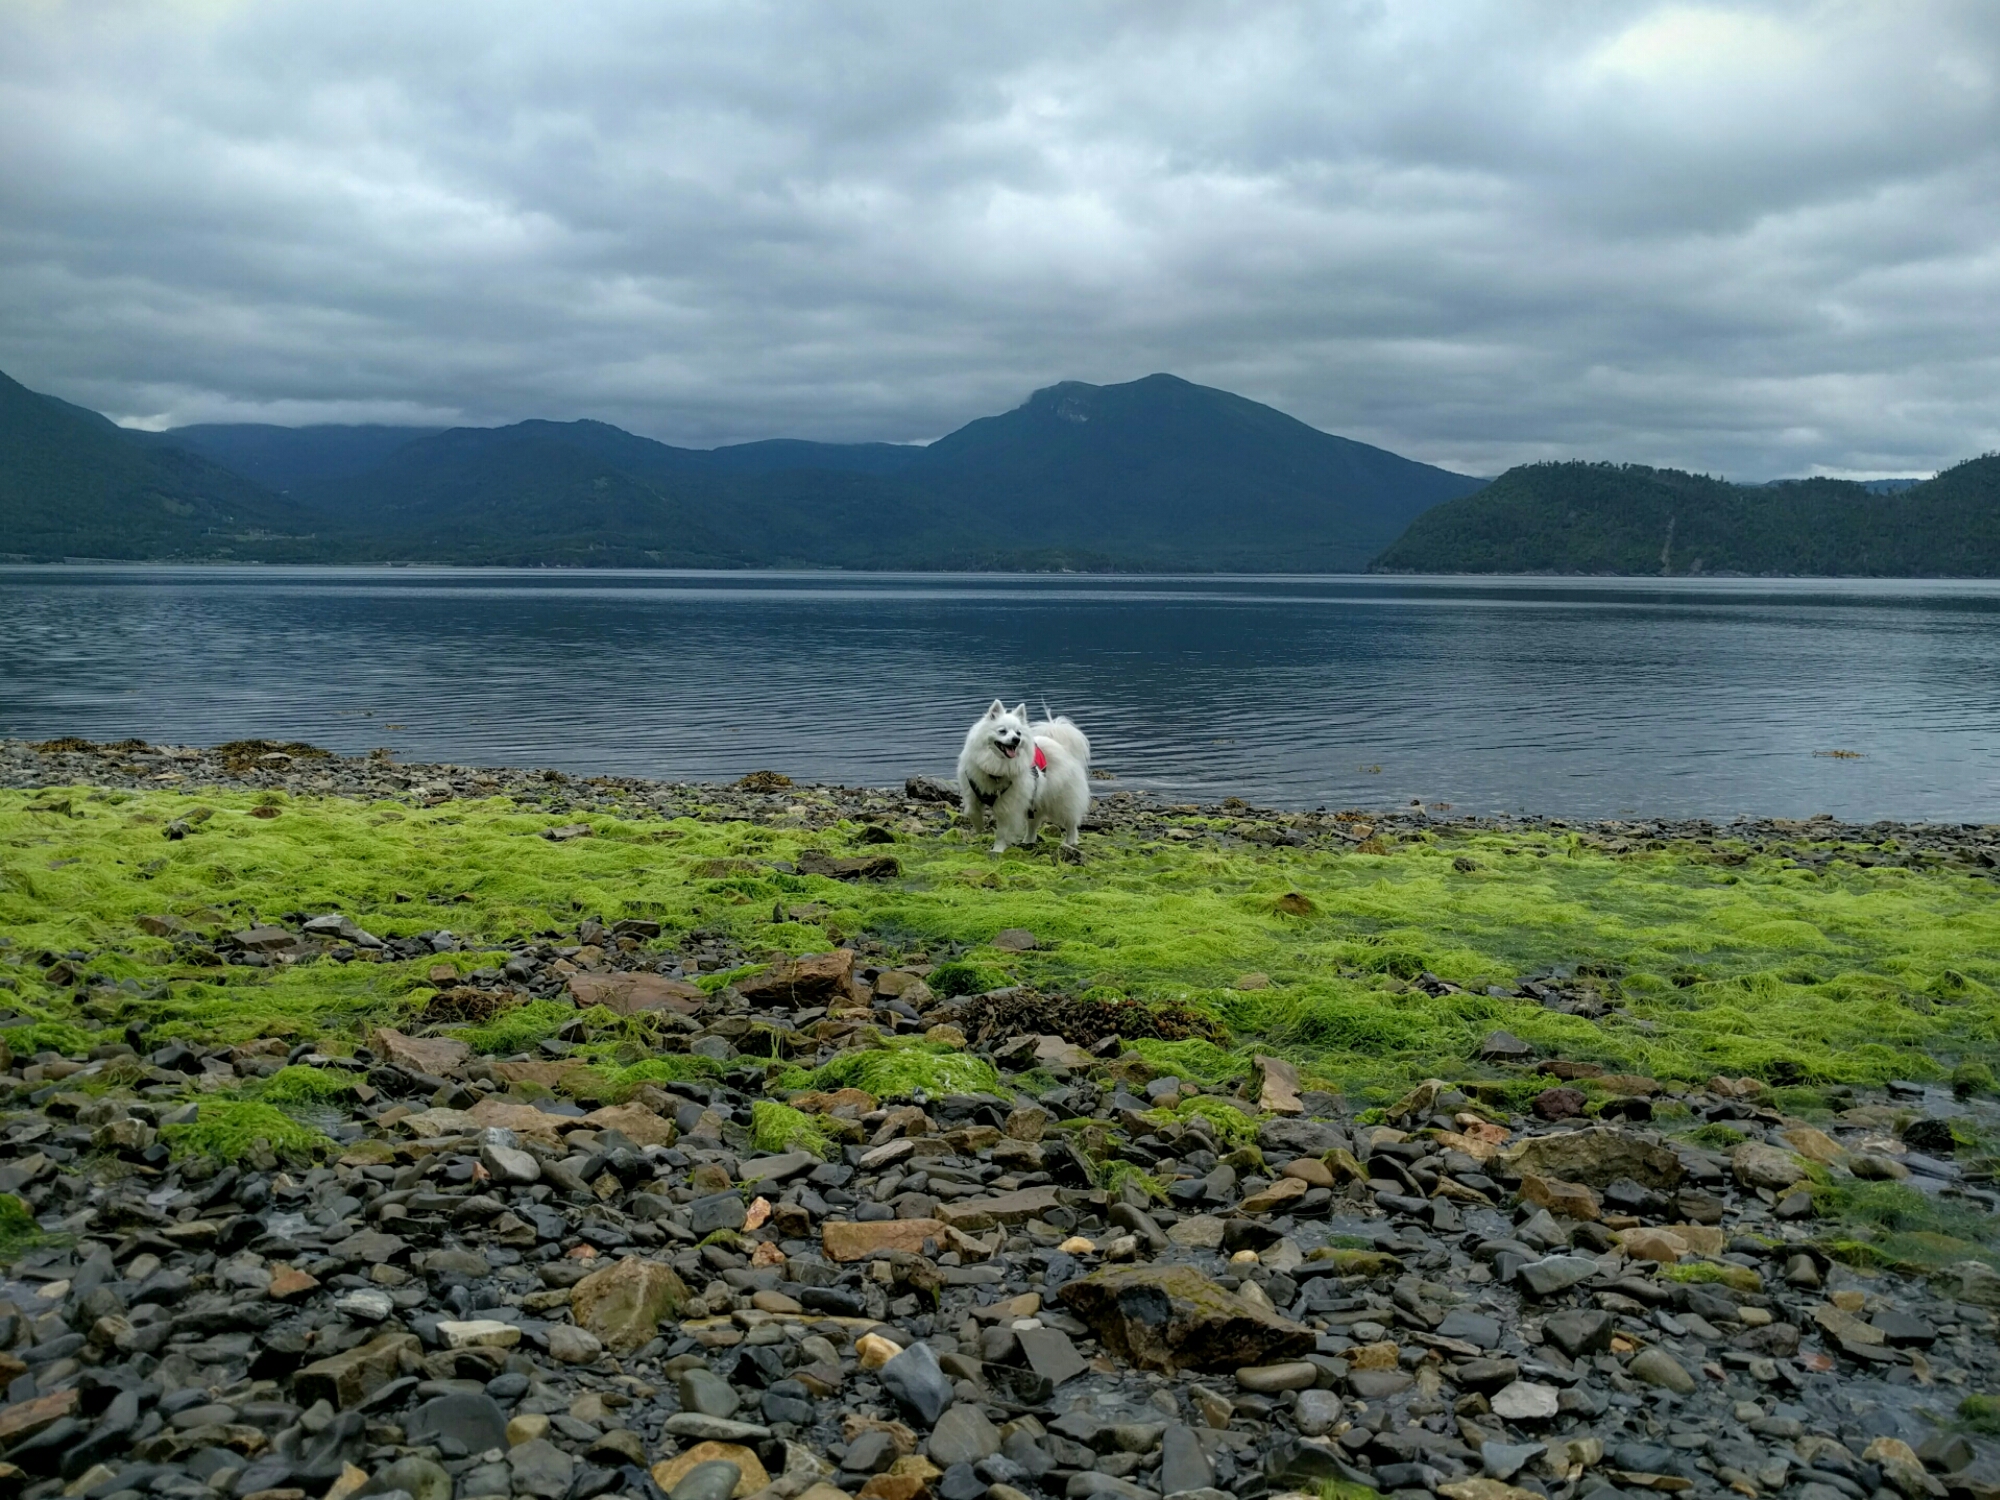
[961,791,986,841]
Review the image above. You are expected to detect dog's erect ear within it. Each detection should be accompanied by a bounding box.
[1011,703,1028,722]
[986,700,1006,718]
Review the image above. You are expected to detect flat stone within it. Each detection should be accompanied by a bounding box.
[405,1392,509,1455]
[824,1219,949,1262]
[372,1028,469,1076]
[664,1414,774,1443]
[1160,1424,1213,1497]
[1515,1254,1600,1296]
[991,928,1038,951]
[1058,1263,1315,1373]
[478,1142,540,1186]
[1347,1368,1413,1398]
[580,1102,679,1148]
[1253,1055,1303,1115]
[506,1439,574,1500]
[1488,1382,1560,1422]
[567,971,705,1015]
[665,1461,743,1500]
[546,1325,603,1363]
[1164,1215,1226,1250]
[331,1228,408,1265]
[1503,1128,1683,1190]
[678,1369,741,1420]
[879,1341,955,1426]
[1628,1347,1696,1394]
[0,1389,77,1444]
[572,1255,692,1352]
[652,1445,769,1500]
[1435,1311,1502,1349]
[738,1151,821,1185]
[1482,1443,1546,1482]
[927,1404,1001,1467]
[1540,1310,1613,1359]
[1518,1172,1601,1221]
[437,1320,520,1350]
[1732,1142,1807,1190]
[1481,1030,1535,1061]
[1238,1175,1309,1214]
[690,1192,749,1236]
[1235,1361,1317,1393]
[935,1186,1062,1232]
[733,950,858,1006]
[1294,1390,1343,1437]
[294,1332,420,1409]
[1015,1325,1088,1387]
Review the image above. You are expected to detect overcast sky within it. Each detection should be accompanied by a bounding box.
[3,2,1997,479]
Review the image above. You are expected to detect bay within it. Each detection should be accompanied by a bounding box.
[2,565,1998,821]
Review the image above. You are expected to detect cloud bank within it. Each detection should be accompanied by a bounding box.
[2,0,1996,478]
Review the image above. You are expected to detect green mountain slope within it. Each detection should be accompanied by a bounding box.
[0,371,320,561]
[913,375,1486,570]
[128,422,444,493]
[1372,458,2000,576]
[279,373,1486,570]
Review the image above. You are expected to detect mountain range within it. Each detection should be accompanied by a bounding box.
[8,363,1991,573]
[1373,458,2000,575]
[0,368,1484,570]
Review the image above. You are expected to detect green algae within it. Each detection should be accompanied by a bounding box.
[0,1194,40,1257]
[1814,1180,2000,1270]
[1125,1037,1249,1084]
[1143,1095,1261,1148]
[161,1099,329,1163]
[5,788,2000,1101]
[749,1100,834,1158]
[1961,1395,2000,1436]
[255,1065,357,1106]
[1095,1160,1167,1203]
[459,1000,573,1056]
[778,1043,1002,1101]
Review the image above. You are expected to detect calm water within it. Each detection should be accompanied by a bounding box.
[2,566,1999,821]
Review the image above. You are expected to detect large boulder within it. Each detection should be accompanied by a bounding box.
[1058,1264,1314,1373]
[1257,1117,1346,1157]
[1731,1142,1807,1190]
[570,1256,692,1353]
[734,951,860,1006]
[1500,1128,1682,1191]
[567,972,705,1016]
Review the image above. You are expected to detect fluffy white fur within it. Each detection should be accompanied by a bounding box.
[956,699,1092,853]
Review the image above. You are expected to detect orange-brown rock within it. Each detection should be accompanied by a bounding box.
[823,1219,950,1262]
[567,971,705,1016]
[734,950,860,1006]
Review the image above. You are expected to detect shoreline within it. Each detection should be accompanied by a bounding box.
[2,736,2000,1499]
[5,738,1997,867]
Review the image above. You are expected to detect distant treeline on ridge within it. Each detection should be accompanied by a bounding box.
[3,363,1994,574]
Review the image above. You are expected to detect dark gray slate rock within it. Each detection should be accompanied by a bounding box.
[879,1340,954,1426]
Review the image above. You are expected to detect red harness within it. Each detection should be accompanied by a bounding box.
[1033,744,1047,772]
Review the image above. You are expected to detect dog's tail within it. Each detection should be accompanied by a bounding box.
[1033,713,1090,766]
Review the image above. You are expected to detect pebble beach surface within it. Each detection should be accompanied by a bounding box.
[0,738,1996,1500]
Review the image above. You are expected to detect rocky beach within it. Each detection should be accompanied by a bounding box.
[0,739,1996,1500]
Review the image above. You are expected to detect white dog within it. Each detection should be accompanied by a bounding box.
[956,700,1092,854]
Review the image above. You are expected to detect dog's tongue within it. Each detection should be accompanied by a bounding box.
[1002,746,1017,758]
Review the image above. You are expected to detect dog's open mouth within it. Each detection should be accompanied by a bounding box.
[999,744,1018,758]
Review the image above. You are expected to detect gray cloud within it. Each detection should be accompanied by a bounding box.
[2,0,1996,478]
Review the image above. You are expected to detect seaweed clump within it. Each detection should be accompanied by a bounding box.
[161,1100,329,1163]
[749,1100,834,1158]
[780,1044,1001,1100]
